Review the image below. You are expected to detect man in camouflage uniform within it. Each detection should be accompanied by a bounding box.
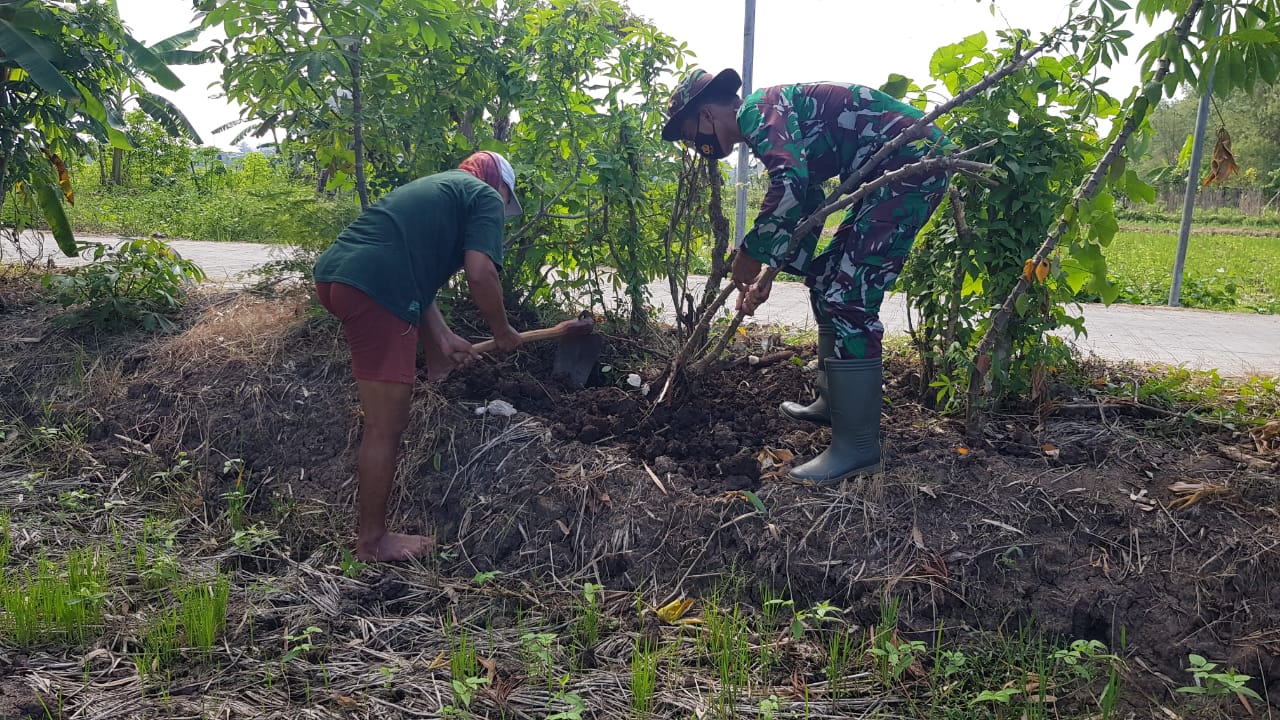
[663,68,950,485]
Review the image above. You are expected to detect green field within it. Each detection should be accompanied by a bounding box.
[1104,227,1280,313]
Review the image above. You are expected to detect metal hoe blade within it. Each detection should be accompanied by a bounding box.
[552,333,603,388]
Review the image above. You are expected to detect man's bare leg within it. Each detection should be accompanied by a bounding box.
[354,379,433,561]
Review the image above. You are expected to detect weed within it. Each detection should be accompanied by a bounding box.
[521,631,558,685]
[133,607,180,681]
[445,674,489,717]
[0,547,108,646]
[178,573,230,655]
[281,625,324,663]
[339,549,367,579]
[1177,653,1263,702]
[630,635,659,717]
[148,451,193,488]
[546,691,587,720]
[825,625,859,699]
[230,523,279,553]
[573,582,604,650]
[0,511,10,568]
[450,628,479,683]
[702,600,751,716]
[472,570,501,585]
[379,665,398,688]
[222,458,250,531]
[868,597,926,689]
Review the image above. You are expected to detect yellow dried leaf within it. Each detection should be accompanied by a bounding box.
[1035,260,1050,283]
[656,598,695,624]
[332,694,358,709]
[1202,126,1239,187]
[426,649,449,670]
[1022,258,1035,282]
[956,447,970,455]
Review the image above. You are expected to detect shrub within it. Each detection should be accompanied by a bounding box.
[42,238,206,331]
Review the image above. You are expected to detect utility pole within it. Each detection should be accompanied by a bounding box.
[735,0,756,246]
[1169,18,1219,307]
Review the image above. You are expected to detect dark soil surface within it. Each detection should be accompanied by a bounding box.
[2,281,1278,716]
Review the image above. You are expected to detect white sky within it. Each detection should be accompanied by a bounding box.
[118,0,1164,149]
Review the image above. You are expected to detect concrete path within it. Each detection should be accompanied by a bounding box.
[6,232,1279,376]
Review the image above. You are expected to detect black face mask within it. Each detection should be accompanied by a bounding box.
[694,117,731,160]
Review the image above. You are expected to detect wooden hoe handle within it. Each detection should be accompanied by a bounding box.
[470,316,595,354]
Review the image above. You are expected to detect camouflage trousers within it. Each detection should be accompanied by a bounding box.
[804,164,949,359]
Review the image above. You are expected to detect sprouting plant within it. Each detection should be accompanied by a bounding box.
[281,626,324,663]
[0,511,11,568]
[219,458,250,529]
[473,570,500,586]
[57,488,95,512]
[702,601,751,716]
[148,451,193,487]
[1052,639,1120,683]
[630,636,659,717]
[826,625,859,699]
[379,665,398,688]
[0,547,108,646]
[574,582,605,649]
[178,574,230,655]
[868,597,925,688]
[1177,653,1262,702]
[996,545,1024,569]
[446,674,489,716]
[230,524,279,553]
[339,549,367,579]
[133,607,180,681]
[521,631,558,683]
[757,695,781,720]
[972,687,1021,705]
[546,691,587,720]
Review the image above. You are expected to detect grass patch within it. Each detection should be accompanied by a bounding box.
[178,573,231,655]
[1100,227,1280,313]
[0,547,109,646]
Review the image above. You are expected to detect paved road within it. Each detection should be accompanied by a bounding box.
[7,232,1279,376]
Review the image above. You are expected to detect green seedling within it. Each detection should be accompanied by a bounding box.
[1177,653,1262,702]
[546,691,587,720]
[472,570,500,585]
[230,523,278,553]
[339,549,367,579]
[178,574,230,655]
[630,636,659,717]
[379,665,398,688]
[0,511,10,568]
[222,458,249,529]
[133,607,180,681]
[450,627,479,682]
[148,451,193,487]
[825,625,858,699]
[281,625,324,663]
[0,547,108,646]
[521,631,557,684]
[573,582,604,650]
[702,601,751,717]
[446,674,489,716]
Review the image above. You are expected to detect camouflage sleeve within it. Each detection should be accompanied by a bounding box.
[737,89,823,267]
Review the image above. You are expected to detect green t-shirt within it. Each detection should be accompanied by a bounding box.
[314,170,506,324]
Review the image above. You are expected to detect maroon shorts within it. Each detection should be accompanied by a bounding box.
[316,282,417,385]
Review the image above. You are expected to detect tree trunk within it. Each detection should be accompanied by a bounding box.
[349,44,370,211]
[110,147,125,186]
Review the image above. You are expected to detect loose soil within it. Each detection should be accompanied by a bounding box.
[2,279,1278,718]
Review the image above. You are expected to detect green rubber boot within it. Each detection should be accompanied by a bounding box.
[779,324,834,426]
[789,357,884,485]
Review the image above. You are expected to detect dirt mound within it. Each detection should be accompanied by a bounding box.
[3,285,1279,712]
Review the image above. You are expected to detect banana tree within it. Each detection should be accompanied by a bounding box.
[0,0,190,255]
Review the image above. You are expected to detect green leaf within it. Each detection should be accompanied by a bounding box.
[0,18,80,99]
[137,93,203,143]
[122,34,184,91]
[1124,169,1156,204]
[148,26,203,56]
[740,490,767,516]
[880,73,912,100]
[35,180,77,258]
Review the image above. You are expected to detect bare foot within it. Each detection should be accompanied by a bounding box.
[356,532,435,562]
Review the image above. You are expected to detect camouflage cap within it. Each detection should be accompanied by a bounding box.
[661,68,743,142]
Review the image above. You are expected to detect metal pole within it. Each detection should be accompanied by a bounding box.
[1169,24,1218,306]
[735,0,756,245]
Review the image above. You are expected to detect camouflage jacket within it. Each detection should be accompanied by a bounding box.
[736,83,950,270]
